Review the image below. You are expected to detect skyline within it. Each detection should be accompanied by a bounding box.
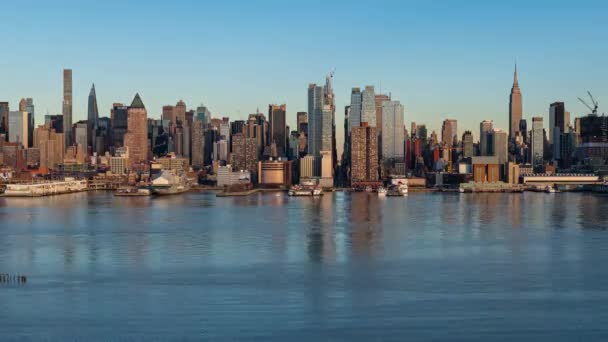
[2,0,608,146]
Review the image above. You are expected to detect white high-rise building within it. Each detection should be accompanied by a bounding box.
[381,100,405,160]
[361,86,376,126]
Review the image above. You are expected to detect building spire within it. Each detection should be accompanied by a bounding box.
[513,63,519,87]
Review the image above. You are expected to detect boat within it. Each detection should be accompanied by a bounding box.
[377,186,387,196]
[114,187,151,197]
[545,186,557,193]
[387,184,408,197]
[288,185,324,197]
[1,178,87,197]
[148,170,191,196]
[364,185,373,193]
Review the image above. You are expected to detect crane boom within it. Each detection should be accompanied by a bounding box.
[588,91,599,107]
[579,97,595,113]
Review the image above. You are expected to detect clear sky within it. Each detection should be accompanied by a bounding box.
[2,0,608,154]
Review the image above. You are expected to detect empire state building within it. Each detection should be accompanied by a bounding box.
[509,64,523,139]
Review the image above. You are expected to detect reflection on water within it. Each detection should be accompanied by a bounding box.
[1,192,608,340]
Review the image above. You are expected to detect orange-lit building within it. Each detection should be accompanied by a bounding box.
[472,156,500,183]
[258,159,292,187]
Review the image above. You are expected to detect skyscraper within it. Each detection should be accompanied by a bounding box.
[111,103,128,147]
[63,68,73,148]
[480,120,494,156]
[381,100,405,160]
[175,100,187,126]
[491,129,508,164]
[441,119,458,146]
[8,111,28,147]
[88,84,99,151]
[307,74,336,178]
[25,98,34,148]
[462,131,474,158]
[123,94,148,165]
[375,94,390,134]
[349,88,362,131]
[509,64,522,139]
[269,104,287,157]
[0,102,9,139]
[361,86,376,126]
[531,117,544,167]
[549,102,569,163]
[297,112,307,134]
[191,118,205,168]
[351,124,379,182]
[307,83,323,157]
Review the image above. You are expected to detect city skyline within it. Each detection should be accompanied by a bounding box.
[2,0,607,150]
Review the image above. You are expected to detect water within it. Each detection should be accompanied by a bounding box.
[1,191,608,341]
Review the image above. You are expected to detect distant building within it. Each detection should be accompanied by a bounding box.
[320,150,333,187]
[191,119,205,168]
[154,154,189,172]
[123,94,148,165]
[63,69,73,147]
[87,84,99,151]
[361,86,376,127]
[349,88,362,131]
[300,155,316,179]
[490,129,508,164]
[472,156,500,183]
[297,112,307,134]
[174,100,187,126]
[217,165,251,187]
[531,117,544,168]
[480,120,493,156]
[230,133,259,177]
[111,104,128,147]
[441,119,458,146]
[462,131,474,158]
[8,111,28,147]
[381,100,405,160]
[110,156,127,175]
[0,102,8,137]
[375,93,390,134]
[74,122,88,157]
[351,124,379,182]
[269,104,287,157]
[258,159,292,187]
[509,64,522,138]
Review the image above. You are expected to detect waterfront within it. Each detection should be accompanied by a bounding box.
[1,192,608,340]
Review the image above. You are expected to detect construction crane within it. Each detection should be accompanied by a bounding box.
[578,91,599,115]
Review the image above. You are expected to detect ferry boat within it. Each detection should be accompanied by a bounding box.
[2,178,87,197]
[387,184,408,197]
[114,187,151,197]
[288,185,323,197]
[149,170,191,196]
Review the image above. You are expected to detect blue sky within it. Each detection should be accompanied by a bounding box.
[2,0,608,151]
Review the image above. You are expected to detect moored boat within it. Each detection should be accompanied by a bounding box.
[149,170,191,196]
